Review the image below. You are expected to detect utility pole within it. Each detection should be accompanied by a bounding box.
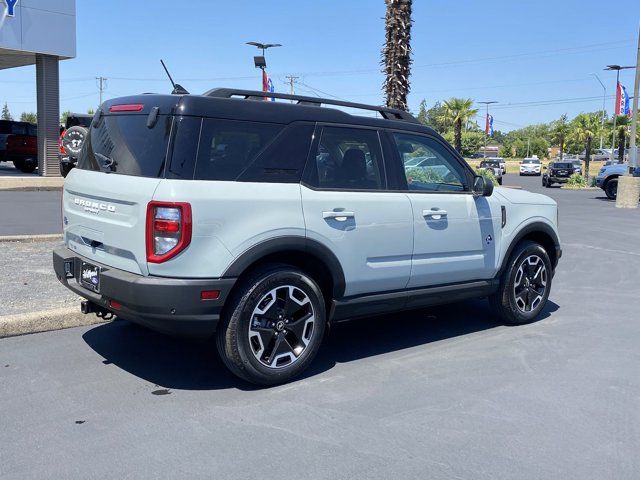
[591,73,607,149]
[96,76,107,105]
[615,26,640,209]
[285,75,299,96]
[478,101,497,158]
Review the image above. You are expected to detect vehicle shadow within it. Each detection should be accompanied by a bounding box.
[82,299,559,391]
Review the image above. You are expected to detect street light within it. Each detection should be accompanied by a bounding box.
[478,101,497,158]
[246,42,282,93]
[590,73,606,149]
[605,64,636,162]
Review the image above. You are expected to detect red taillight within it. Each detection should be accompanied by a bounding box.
[109,104,144,112]
[146,202,192,263]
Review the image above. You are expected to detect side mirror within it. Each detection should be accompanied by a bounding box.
[473,175,494,197]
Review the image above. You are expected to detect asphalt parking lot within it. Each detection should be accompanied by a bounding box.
[1,174,639,479]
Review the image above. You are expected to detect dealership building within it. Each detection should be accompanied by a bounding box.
[0,0,76,176]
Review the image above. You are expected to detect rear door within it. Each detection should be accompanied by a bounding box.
[388,131,501,287]
[301,125,413,297]
[63,108,173,275]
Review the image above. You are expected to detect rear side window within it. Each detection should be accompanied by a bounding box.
[193,119,282,181]
[238,123,314,183]
[78,114,172,177]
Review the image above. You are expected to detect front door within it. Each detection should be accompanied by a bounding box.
[388,131,500,288]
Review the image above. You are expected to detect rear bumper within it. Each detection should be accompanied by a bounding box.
[548,176,569,183]
[53,246,236,337]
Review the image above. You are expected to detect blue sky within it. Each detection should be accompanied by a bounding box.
[1,0,638,131]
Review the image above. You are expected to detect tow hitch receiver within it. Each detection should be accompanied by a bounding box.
[80,300,114,319]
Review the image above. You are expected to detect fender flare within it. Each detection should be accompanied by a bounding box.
[222,236,346,298]
[498,222,561,277]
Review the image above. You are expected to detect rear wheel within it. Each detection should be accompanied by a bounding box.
[216,265,326,386]
[604,178,618,200]
[490,240,552,325]
[13,158,37,173]
[497,177,503,185]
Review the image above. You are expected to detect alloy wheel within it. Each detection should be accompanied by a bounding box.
[248,285,315,369]
[513,255,548,313]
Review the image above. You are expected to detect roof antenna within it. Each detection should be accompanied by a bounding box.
[160,59,189,95]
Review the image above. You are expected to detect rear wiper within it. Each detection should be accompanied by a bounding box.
[95,153,117,172]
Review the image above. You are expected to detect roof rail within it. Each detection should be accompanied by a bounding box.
[203,88,419,123]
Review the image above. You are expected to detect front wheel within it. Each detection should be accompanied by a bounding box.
[604,178,618,200]
[490,241,552,325]
[216,265,326,386]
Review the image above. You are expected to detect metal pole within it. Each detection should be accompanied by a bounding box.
[591,73,606,149]
[484,103,488,158]
[611,70,620,163]
[629,27,640,172]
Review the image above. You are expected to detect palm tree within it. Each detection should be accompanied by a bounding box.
[570,113,601,183]
[613,115,630,163]
[442,98,478,154]
[552,114,570,160]
[382,0,413,111]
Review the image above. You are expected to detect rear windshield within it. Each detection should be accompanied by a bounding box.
[77,114,172,177]
[552,162,573,169]
[480,161,499,167]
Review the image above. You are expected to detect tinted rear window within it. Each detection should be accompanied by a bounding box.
[78,114,172,177]
[553,163,572,169]
[193,119,282,181]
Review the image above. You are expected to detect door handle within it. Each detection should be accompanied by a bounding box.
[323,211,355,221]
[423,209,447,219]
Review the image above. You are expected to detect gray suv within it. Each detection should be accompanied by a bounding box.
[53,89,561,385]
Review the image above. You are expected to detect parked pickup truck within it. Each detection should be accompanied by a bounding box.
[0,120,38,173]
[595,163,640,200]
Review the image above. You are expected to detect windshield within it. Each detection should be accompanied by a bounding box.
[523,159,540,164]
[480,161,499,168]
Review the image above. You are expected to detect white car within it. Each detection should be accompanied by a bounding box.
[486,156,506,174]
[53,89,561,385]
[520,158,542,176]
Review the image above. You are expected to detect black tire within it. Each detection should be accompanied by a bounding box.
[216,265,326,386]
[545,180,552,188]
[497,177,503,185]
[489,240,552,325]
[604,178,618,200]
[62,126,88,157]
[13,158,37,173]
[59,160,74,177]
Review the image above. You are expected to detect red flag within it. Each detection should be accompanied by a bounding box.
[615,82,624,116]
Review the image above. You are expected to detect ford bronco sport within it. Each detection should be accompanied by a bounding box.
[53,89,561,385]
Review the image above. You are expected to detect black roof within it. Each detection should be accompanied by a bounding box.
[100,89,437,136]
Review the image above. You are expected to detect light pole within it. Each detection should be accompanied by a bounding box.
[246,42,282,92]
[478,101,497,158]
[605,64,635,163]
[590,73,606,149]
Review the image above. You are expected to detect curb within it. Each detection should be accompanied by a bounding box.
[0,306,108,339]
[0,177,64,191]
[0,234,63,242]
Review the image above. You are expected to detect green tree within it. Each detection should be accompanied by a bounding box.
[1,102,12,121]
[20,112,37,123]
[382,0,413,111]
[426,101,449,133]
[442,98,477,154]
[551,114,570,160]
[60,110,72,126]
[570,113,601,183]
[87,108,95,116]
[416,99,428,125]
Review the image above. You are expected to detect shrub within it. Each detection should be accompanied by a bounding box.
[475,168,499,186]
[565,173,587,188]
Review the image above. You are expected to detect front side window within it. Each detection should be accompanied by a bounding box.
[394,133,467,192]
[309,126,384,190]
